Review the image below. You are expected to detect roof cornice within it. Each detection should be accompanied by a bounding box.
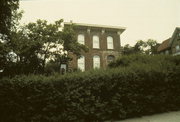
[64,22,126,31]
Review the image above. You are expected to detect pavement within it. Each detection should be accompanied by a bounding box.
[106,111,180,122]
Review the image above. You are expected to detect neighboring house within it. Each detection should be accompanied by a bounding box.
[169,27,180,56]
[157,27,180,56]
[64,22,126,71]
[157,38,171,55]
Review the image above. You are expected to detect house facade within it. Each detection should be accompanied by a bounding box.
[157,27,180,55]
[64,22,126,71]
[170,27,180,56]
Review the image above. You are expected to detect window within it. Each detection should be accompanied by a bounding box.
[107,36,114,49]
[93,55,100,69]
[107,55,115,63]
[176,45,180,52]
[93,35,99,48]
[165,50,169,55]
[77,34,85,45]
[77,56,85,71]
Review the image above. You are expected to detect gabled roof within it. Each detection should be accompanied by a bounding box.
[157,27,180,52]
[169,27,180,45]
[157,38,171,52]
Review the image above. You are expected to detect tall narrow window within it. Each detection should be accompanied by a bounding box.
[93,35,99,48]
[176,45,180,52]
[77,34,85,45]
[93,55,100,69]
[107,36,114,49]
[77,55,85,71]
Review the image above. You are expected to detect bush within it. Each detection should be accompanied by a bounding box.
[0,55,180,122]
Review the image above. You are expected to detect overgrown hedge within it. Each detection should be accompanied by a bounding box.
[0,55,180,122]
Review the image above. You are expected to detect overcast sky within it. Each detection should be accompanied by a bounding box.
[20,0,180,46]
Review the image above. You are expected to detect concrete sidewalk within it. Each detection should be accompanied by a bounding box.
[108,111,180,122]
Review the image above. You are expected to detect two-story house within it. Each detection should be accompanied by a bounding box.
[64,22,126,71]
[157,27,180,55]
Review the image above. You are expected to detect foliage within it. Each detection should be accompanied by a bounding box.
[22,19,64,72]
[0,10,23,75]
[0,55,180,121]
[1,17,88,77]
[108,54,170,68]
[0,0,20,75]
[62,25,89,57]
[122,44,134,55]
[0,0,19,38]
[122,39,159,55]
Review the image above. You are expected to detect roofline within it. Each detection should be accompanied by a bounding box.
[169,27,180,46]
[157,38,171,52]
[157,47,171,52]
[64,22,126,31]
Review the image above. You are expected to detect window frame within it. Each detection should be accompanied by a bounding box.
[176,45,180,52]
[77,55,85,71]
[93,35,100,49]
[93,55,100,69]
[107,36,114,49]
[77,34,85,45]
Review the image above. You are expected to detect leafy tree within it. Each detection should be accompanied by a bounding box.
[23,19,64,72]
[0,1,20,75]
[1,19,89,76]
[134,40,146,54]
[122,39,159,55]
[122,44,135,55]
[0,0,19,38]
[0,1,88,76]
[62,25,89,57]
[23,20,88,72]
[145,39,160,55]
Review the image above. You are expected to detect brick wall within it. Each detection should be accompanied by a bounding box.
[67,24,125,71]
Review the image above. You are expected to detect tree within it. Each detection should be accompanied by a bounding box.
[145,39,160,55]
[0,1,20,76]
[122,39,159,55]
[23,19,64,72]
[122,44,135,55]
[0,0,19,38]
[62,25,89,57]
[4,19,88,76]
[23,20,88,72]
[134,40,146,54]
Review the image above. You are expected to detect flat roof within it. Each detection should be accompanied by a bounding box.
[64,22,126,31]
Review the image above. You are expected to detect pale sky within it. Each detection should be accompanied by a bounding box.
[20,0,180,46]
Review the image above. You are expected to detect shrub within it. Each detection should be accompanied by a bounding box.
[0,55,180,121]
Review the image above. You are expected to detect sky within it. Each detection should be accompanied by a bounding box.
[19,0,180,46]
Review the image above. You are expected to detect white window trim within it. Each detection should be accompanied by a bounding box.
[93,35,100,49]
[176,45,180,52]
[77,34,85,45]
[107,36,114,49]
[93,55,100,69]
[77,55,85,71]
